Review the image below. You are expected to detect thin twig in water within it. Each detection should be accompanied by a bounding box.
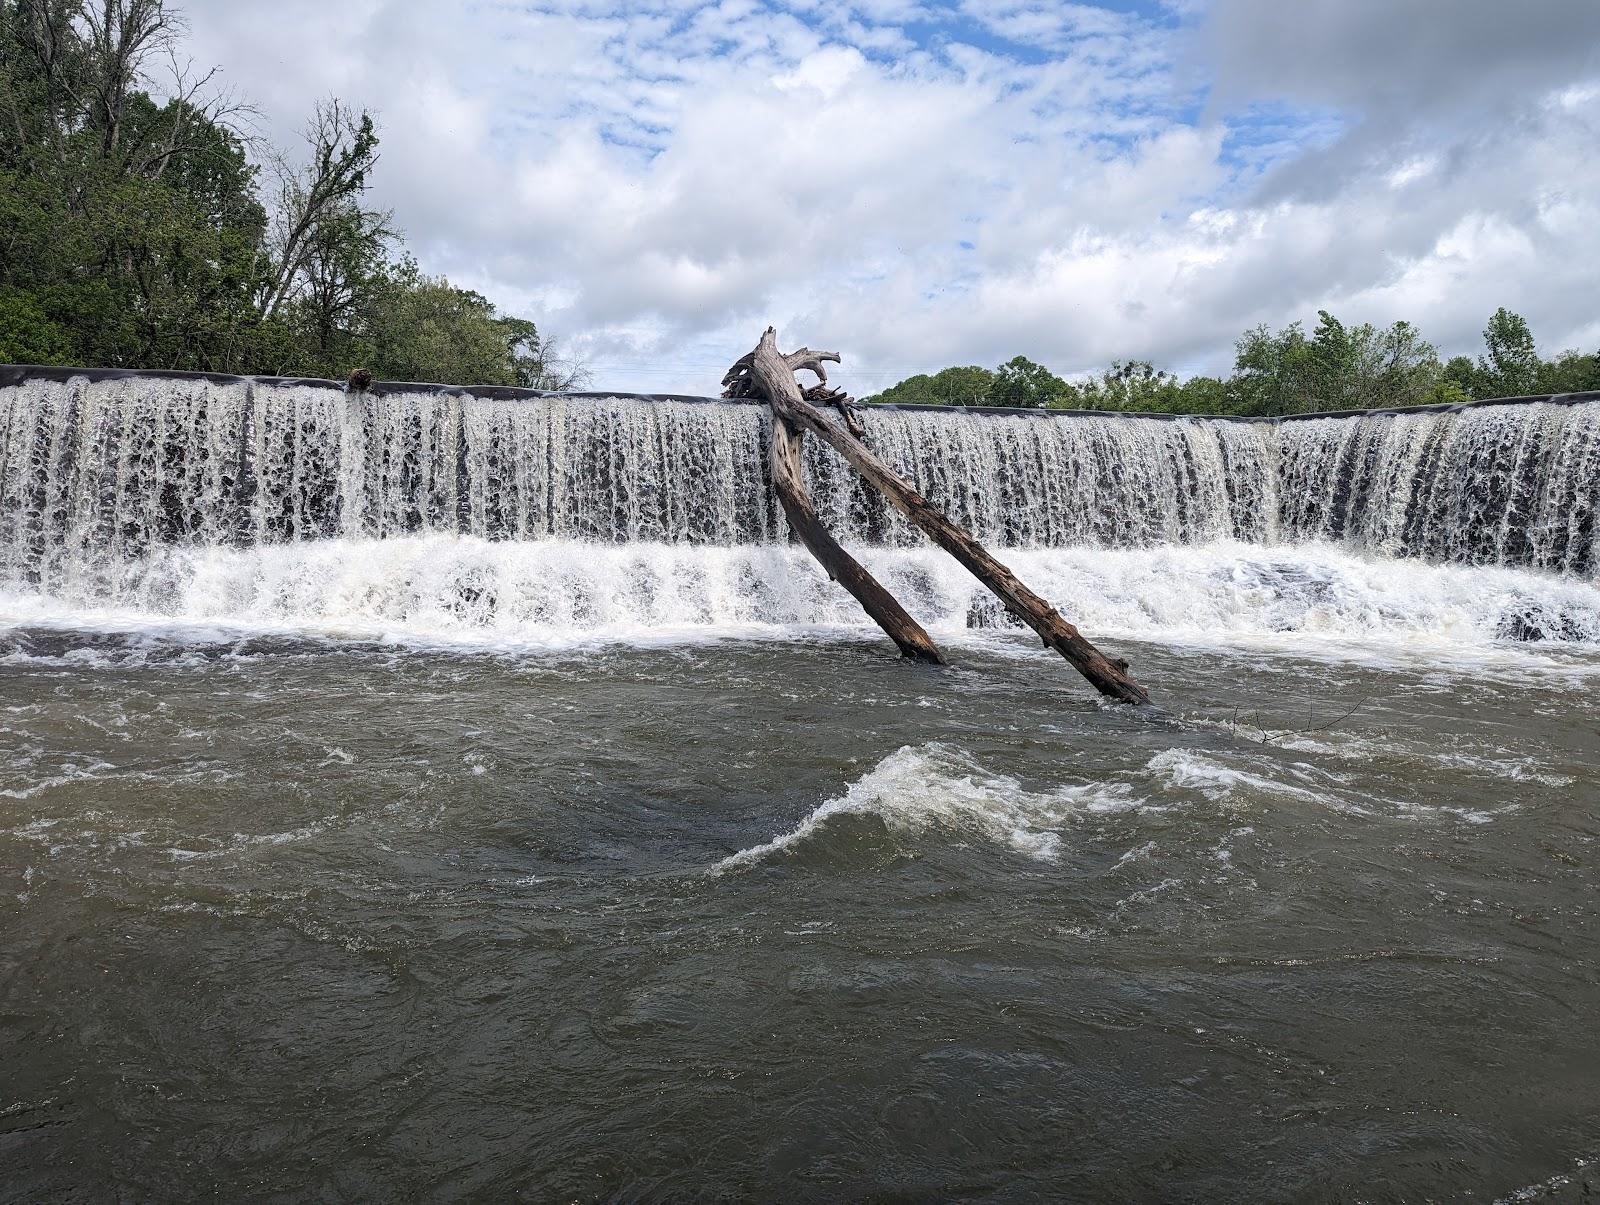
[1226,694,1373,746]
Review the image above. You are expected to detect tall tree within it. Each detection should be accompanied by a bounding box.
[1477,307,1541,397]
[1229,321,1314,415]
[1537,348,1600,395]
[362,262,588,390]
[990,355,1075,409]
[1077,360,1181,411]
[502,318,589,391]
[255,99,381,322]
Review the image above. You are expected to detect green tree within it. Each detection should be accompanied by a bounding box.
[273,201,395,376]
[1228,321,1315,415]
[1076,360,1182,411]
[0,0,578,386]
[990,355,1075,409]
[499,316,589,391]
[255,100,383,324]
[0,284,74,362]
[1477,307,1541,397]
[1440,355,1477,400]
[366,268,507,386]
[1225,311,1442,414]
[858,306,1588,422]
[361,263,588,389]
[1334,317,1441,409]
[1536,348,1600,396]
[1171,375,1229,414]
[865,364,996,407]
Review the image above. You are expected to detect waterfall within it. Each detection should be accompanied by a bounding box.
[2,370,1597,650]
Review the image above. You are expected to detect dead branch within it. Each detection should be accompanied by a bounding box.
[724,327,1150,705]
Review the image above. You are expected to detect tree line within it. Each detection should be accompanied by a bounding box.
[4,2,1594,412]
[864,309,1600,416]
[0,0,585,388]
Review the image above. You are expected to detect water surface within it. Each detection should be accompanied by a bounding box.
[3,626,1596,1200]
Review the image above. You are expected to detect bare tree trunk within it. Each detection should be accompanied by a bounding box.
[726,327,1150,706]
[770,410,945,665]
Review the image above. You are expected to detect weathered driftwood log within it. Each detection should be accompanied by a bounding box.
[725,327,1150,706]
[770,410,945,664]
[725,339,942,663]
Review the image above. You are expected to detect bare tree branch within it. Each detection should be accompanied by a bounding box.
[257,97,381,320]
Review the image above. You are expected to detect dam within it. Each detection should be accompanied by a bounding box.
[1,366,1597,649]
[2,365,1599,1200]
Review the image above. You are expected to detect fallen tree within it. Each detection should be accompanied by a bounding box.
[724,328,1151,706]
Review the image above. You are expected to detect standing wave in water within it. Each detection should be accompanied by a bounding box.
[713,743,1141,869]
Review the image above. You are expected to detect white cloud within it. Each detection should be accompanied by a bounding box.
[178,0,1600,392]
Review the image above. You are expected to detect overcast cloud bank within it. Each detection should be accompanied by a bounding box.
[183,0,1600,394]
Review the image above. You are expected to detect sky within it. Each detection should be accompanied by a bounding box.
[179,0,1600,395]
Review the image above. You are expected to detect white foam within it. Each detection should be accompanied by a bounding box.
[714,743,1138,869]
[1,536,1597,672]
[0,761,117,800]
[1141,746,1537,827]
[1190,721,1580,788]
[1145,748,1358,809]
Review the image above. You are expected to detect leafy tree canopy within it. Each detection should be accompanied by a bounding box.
[987,356,1072,409]
[871,365,997,407]
[862,310,1597,418]
[0,0,586,389]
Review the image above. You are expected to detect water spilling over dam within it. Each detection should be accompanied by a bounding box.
[3,369,1597,570]
[1,368,1597,652]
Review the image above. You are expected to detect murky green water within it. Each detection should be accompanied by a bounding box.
[2,631,1597,1201]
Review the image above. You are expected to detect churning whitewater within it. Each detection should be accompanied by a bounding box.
[1,370,1597,656]
[2,537,1597,663]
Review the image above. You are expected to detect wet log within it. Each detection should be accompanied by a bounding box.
[770,409,945,664]
[725,327,1150,706]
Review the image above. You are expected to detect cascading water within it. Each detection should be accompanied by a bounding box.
[1,369,1598,652]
